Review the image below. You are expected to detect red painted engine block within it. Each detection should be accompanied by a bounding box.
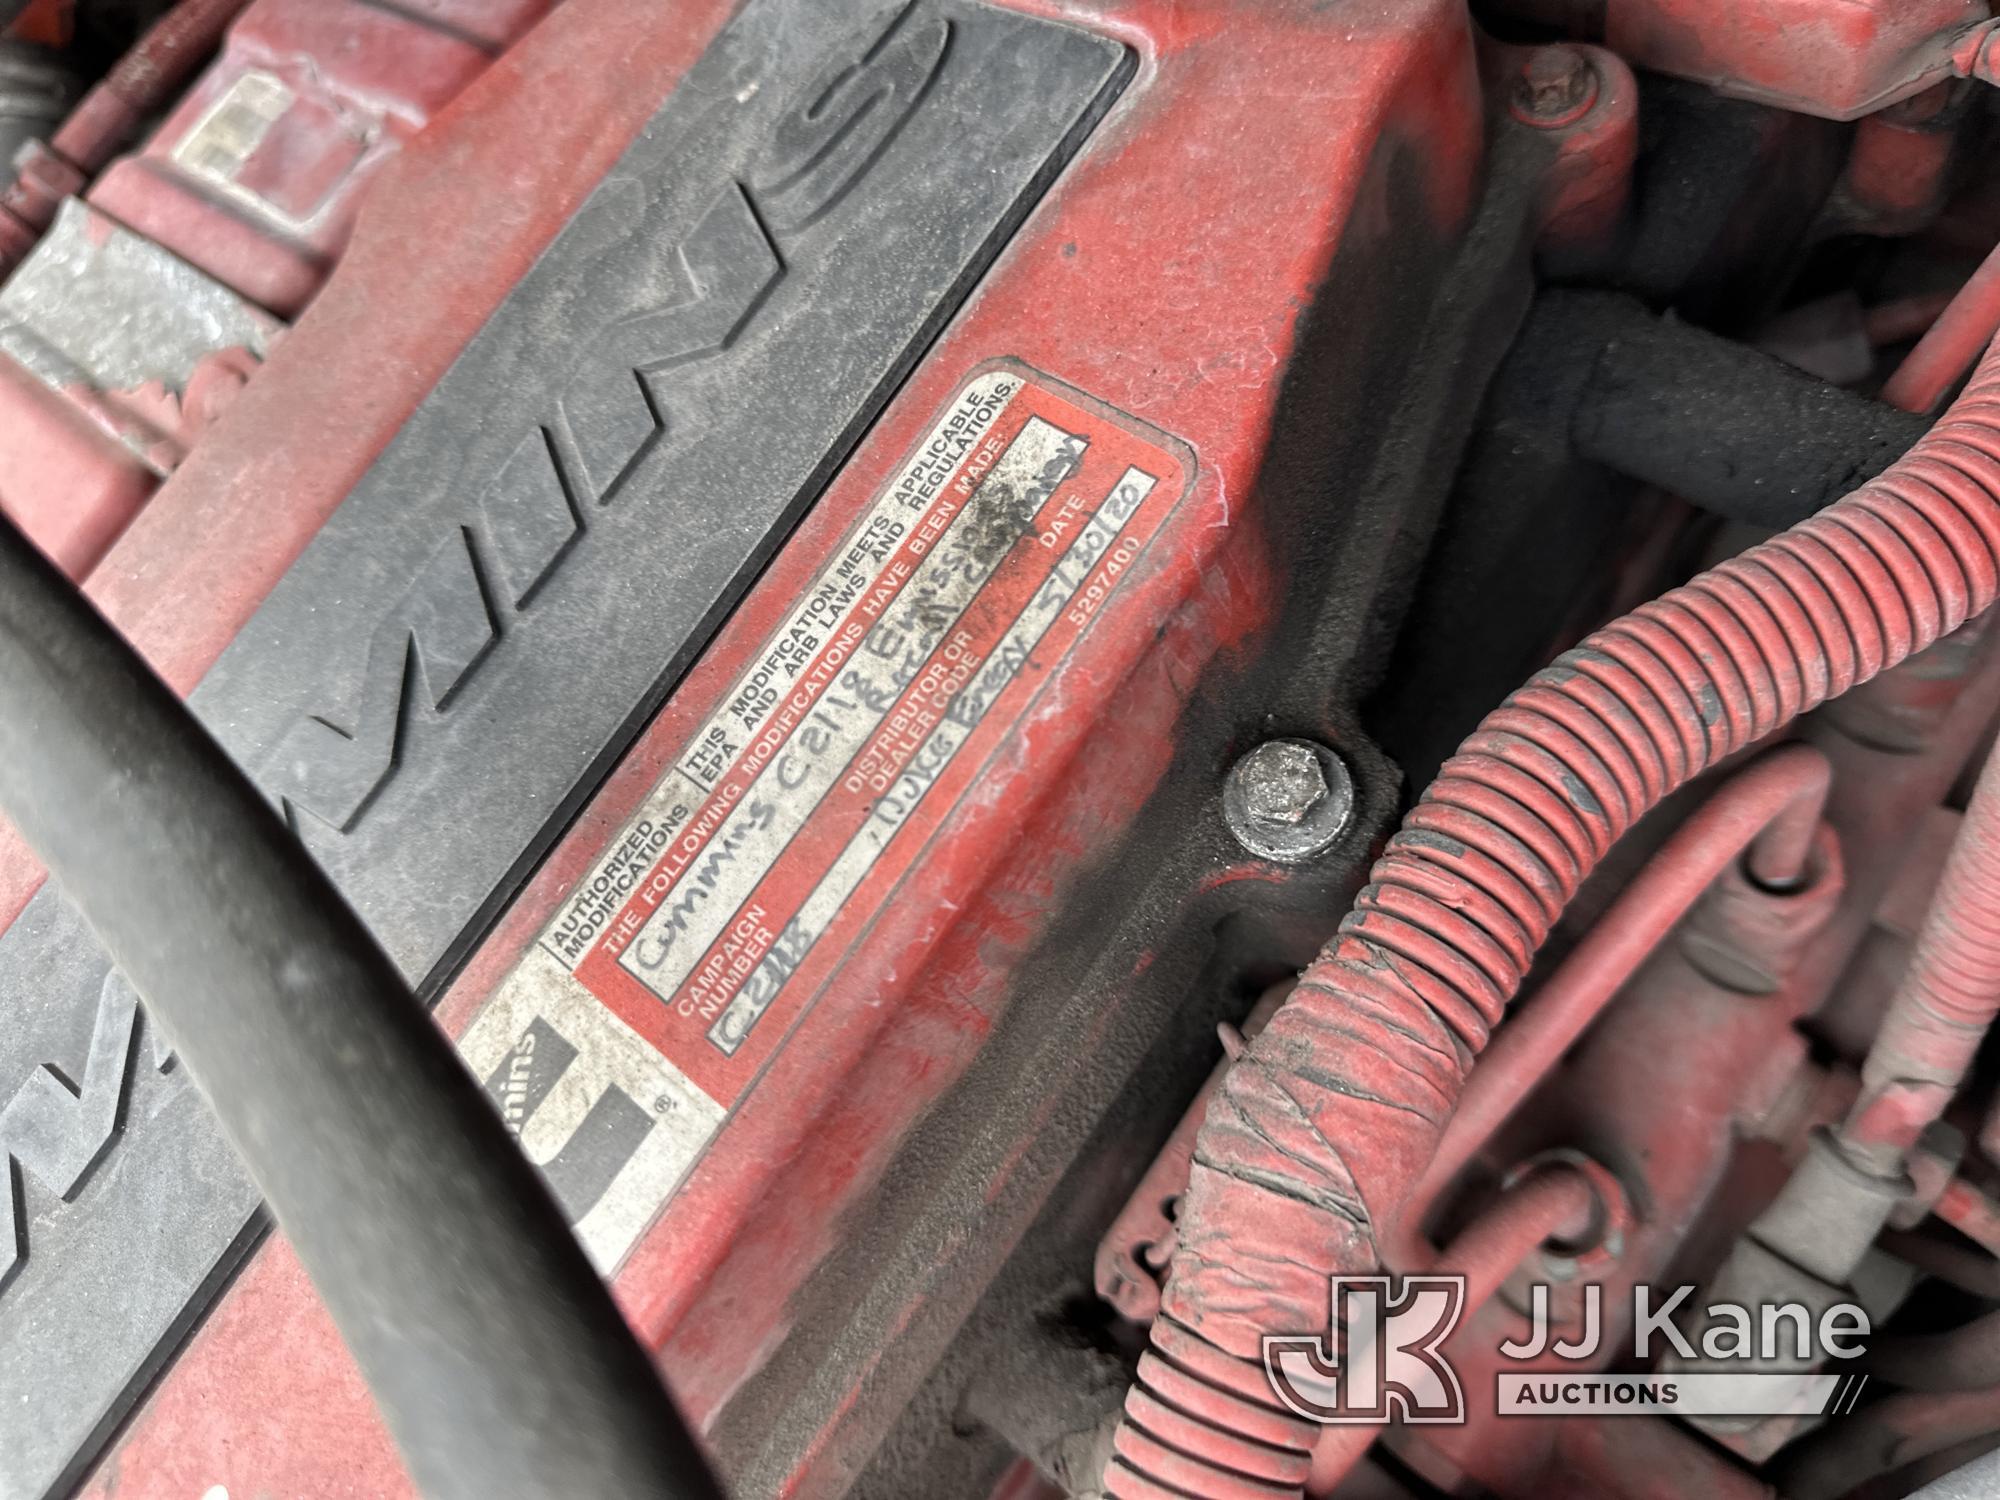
[5,2,2000,1499]
[0,1,1493,1495]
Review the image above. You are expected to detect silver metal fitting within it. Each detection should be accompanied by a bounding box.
[1223,738,1353,864]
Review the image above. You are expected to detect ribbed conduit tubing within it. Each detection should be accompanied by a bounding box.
[1845,740,2000,1168]
[1102,345,2000,1499]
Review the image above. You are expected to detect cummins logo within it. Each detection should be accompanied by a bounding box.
[263,1,952,839]
[0,0,1126,1320]
[0,5,1126,1486]
[480,1017,655,1225]
[0,970,172,1293]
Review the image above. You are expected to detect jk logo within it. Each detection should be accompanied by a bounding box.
[1264,1275,1468,1425]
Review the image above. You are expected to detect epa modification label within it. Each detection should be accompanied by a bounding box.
[457,366,1190,1271]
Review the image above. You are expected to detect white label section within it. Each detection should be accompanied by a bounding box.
[535,371,1021,971]
[681,371,1025,794]
[706,464,1159,1054]
[455,371,1033,1270]
[458,948,725,1274]
[614,409,1091,1002]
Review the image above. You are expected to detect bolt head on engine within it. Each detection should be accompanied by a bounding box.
[1511,44,1600,128]
[1224,738,1353,864]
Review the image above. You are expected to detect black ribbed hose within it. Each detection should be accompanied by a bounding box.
[0,511,722,1499]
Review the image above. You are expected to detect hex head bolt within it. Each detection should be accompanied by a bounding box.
[1511,44,1600,129]
[1223,738,1353,864]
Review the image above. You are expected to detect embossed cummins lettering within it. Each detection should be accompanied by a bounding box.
[265,2,952,839]
[0,0,956,1293]
[1,971,174,1292]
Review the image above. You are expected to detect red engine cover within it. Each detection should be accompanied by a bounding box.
[0,0,1489,1494]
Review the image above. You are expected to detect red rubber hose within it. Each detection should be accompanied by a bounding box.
[0,0,249,272]
[1303,1165,1596,1495]
[1867,292,1959,351]
[1842,742,2000,1170]
[1103,331,2000,1499]
[49,0,251,171]
[1396,743,1830,1243]
[1937,1179,2000,1259]
[1883,242,2000,415]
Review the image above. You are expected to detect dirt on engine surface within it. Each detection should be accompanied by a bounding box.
[7,1,2000,1498]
